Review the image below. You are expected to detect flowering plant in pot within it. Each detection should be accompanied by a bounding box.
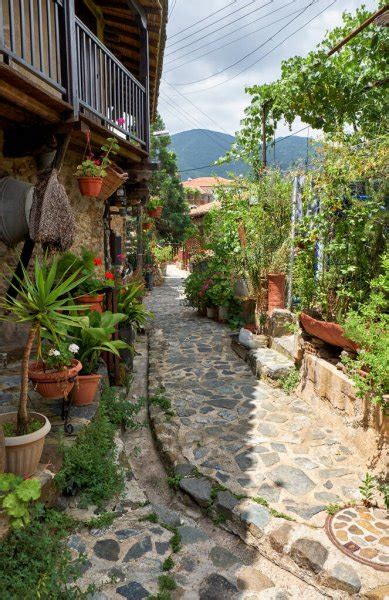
[0,256,89,477]
[147,197,164,219]
[75,136,120,197]
[28,340,82,399]
[56,248,114,312]
[142,217,153,231]
[67,311,129,406]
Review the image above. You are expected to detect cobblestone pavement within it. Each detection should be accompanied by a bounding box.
[145,265,387,596]
[146,266,367,526]
[72,336,327,600]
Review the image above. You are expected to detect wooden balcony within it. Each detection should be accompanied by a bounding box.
[0,0,149,152]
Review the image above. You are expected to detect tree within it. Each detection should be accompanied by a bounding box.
[224,3,388,174]
[150,115,191,243]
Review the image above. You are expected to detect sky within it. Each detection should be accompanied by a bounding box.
[159,0,377,139]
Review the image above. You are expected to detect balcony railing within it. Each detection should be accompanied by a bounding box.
[0,0,149,149]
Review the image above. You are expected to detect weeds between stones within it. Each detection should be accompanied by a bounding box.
[162,556,175,571]
[139,512,159,523]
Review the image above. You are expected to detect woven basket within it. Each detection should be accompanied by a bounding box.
[98,164,128,201]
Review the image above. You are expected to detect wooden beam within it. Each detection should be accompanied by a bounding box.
[0,80,60,121]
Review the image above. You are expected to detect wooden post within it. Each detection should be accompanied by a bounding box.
[63,0,79,119]
[136,204,143,273]
[261,103,267,169]
[0,425,5,473]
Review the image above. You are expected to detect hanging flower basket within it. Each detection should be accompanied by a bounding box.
[98,164,128,202]
[77,177,103,198]
[148,206,163,219]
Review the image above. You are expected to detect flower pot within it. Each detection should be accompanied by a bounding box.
[243,323,257,333]
[267,273,286,313]
[148,206,163,219]
[71,373,102,406]
[234,278,250,298]
[0,412,51,477]
[143,222,153,231]
[300,312,358,352]
[206,307,217,319]
[218,306,229,323]
[28,359,82,399]
[76,293,104,313]
[77,177,103,197]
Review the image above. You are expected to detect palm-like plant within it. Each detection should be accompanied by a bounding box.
[118,282,152,330]
[67,311,129,375]
[0,257,89,434]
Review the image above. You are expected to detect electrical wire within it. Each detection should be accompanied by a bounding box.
[168,0,177,19]
[168,0,336,91]
[161,79,229,134]
[159,93,232,152]
[167,0,319,86]
[165,0,274,57]
[168,0,241,41]
[164,0,296,71]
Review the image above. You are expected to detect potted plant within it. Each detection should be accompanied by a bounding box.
[142,217,153,231]
[0,256,88,477]
[28,340,82,399]
[117,281,152,366]
[56,249,114,313]
[75,137,120,197]
[68,311,129,406]
[208,274,233,323]
[147,197,164,219]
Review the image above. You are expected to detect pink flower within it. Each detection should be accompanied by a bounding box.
[117,253,125,262]
[117,117,126,126]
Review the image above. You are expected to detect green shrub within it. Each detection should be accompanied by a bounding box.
[279,369,300,394]
[55,401,124,508]
[101,386,143,431]
[0,474,41,528]
[0,507,92,599]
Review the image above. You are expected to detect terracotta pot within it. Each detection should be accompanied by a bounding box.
[77,177,103,197]
[243,323,257,333]
[71,373,102,406]
[300,312,358,352]
[76,293,104,313]
[143,222,153,231]
[29,359,82,399]
[267,273,286,313]
[218,306,229,323]
[206,307,217,319]
[148,206,163,219]
[0,412,51,477]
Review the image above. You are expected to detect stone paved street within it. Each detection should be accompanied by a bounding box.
[146,266,367,525]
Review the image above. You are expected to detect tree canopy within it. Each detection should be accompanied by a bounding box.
[150,115,191,243]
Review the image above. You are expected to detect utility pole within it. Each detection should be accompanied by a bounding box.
[261,102,267,168]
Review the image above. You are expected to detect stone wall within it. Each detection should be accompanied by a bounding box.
[0,133,117,354]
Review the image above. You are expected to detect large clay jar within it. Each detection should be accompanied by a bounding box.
[267,273,286,314]
[0,412,51,477]
[71,373,102,406]
[299,312,358,352]
[29,359,82,399]
[76,293,104,313]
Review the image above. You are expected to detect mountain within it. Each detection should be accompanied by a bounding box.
[169,129,313,180]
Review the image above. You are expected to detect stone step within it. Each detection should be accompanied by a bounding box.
[270,335,295,361]
[247,347,294,380]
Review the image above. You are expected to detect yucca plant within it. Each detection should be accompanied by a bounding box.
[0,256,89,435]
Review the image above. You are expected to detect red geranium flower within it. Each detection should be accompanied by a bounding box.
[93,257,103,266]
[94,159,101,166]
[105,271,114,280]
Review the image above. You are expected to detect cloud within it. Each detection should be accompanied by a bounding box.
[160,0,377,137]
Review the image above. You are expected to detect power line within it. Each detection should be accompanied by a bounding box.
[162,79,229,134]
[166,0,319,87]
[168,0,178,19]
[165,0,273,58]
[165,3,303,74]
[168,0,336,92]
[167,0,261,48]
[159,93,231,152]
[168,0,240,41]
[164,0,296,71]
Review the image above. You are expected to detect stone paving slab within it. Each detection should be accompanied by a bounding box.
[145,265,388,596]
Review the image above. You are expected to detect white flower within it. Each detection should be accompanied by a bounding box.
[69,344,79,354]
[49,348,61,357]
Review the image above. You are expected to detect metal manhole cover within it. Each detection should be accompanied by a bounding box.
[326,506,389,571]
